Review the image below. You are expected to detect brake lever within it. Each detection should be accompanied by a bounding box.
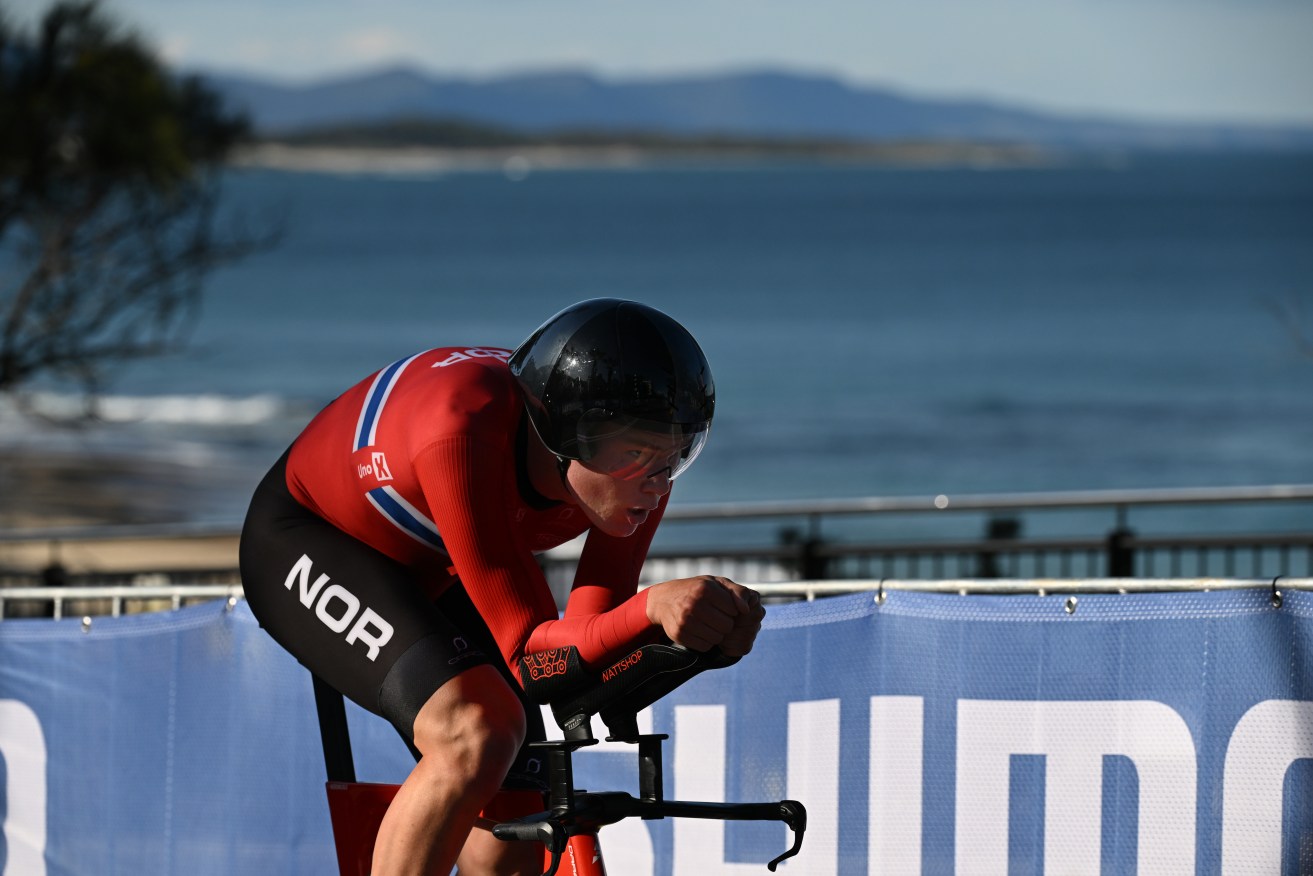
[767,800,807,872]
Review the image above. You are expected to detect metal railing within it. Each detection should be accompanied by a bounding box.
[660,482,1313,521]
[3,484,1312,610]
[0,584,245,622]
[5,578,1312,624]
[625,482,1313,585]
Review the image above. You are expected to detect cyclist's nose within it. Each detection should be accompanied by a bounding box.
[644,466,673,494]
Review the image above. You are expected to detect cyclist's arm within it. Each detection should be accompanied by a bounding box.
[416,434,557,669]
[531,494,764,659]
[525,495,670,660]
[415,435,659,672]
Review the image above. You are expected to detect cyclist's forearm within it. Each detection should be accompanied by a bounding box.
[525,589,655,668]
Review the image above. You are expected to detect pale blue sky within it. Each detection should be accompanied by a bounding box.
[12,0,1313,125]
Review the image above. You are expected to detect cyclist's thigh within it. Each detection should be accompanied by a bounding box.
[431,582,547,744]
[239,453,499,744]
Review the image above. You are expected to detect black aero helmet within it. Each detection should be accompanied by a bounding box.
[509,298,715,480]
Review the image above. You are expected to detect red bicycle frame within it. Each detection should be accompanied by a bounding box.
[312,675,602,876]
[313,643,806,876]
[491,732,805,876]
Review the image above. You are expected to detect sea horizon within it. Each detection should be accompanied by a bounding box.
[2,153,1310,542]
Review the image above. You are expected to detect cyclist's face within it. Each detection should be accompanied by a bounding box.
[578,432,687,482]
[565,447,672,537]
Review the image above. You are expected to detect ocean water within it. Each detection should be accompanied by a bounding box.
[3,153,1311,543]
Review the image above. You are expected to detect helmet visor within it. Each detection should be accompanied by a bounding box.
[574,414,710,481]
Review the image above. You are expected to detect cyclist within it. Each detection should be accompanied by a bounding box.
[239,299,765,876]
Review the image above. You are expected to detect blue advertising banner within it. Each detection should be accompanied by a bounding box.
[1,588,1311,875]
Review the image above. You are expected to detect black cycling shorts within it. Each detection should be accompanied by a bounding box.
[239,451,544,755]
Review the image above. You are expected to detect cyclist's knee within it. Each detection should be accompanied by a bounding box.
[412,666,526,790]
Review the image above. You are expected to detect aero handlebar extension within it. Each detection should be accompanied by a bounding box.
[494,643,807,876]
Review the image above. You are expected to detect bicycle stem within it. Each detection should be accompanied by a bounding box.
[492,732,807,876]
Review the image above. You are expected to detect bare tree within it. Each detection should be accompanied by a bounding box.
[0,1,274,406]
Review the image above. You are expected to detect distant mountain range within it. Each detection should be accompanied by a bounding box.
[200,66,1313,152]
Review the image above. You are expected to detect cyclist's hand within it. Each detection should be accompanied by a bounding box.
[645,576,764,654]
[720,586,765,657]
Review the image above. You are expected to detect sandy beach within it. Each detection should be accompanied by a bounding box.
[0,528,239,577]
[1,450,241,577]
[232,143,655,176]
[231,140,1056,177]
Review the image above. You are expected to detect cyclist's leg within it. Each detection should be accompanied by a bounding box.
[240,455,529,876]
[396,583,546,876]
[455,820,542,876]
[374,666,526,875]
[428,586,548,876]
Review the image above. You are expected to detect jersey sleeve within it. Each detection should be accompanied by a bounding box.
[414,436,665,674]
[524,494,670,662]
[412,435,554,668]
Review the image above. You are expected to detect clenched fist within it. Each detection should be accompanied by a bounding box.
[645,575,766,656]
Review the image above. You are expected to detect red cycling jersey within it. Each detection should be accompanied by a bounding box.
[285,346,665,675]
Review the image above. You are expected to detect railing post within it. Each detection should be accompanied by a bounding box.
[778,520,829,580]
[35,552,67,619]
[976,517,1020,579]
[1106,527,1136,577]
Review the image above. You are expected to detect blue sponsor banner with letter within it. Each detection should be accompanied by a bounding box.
[1,588,1311,874]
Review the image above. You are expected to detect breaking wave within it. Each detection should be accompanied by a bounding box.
[5,391,291,426]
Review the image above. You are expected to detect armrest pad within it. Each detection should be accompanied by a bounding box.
[520,642,740,739]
